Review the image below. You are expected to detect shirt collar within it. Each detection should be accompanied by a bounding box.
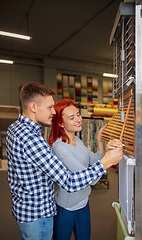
[18,114,43,132]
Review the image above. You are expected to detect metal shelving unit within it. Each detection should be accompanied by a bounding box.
[109,1,142,239]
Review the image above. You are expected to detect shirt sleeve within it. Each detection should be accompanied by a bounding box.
[24,134,106,193]
[88,148,104,185]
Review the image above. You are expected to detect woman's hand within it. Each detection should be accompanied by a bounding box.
[106,139,124,151]
[97,124,107,154]
[97,124,107,141]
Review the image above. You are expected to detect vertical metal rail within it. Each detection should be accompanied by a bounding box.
[121,18,125,122]
[116,40,118,93]
[113,45,115,99]
[135,2,142,239]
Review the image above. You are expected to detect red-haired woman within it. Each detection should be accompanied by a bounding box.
[48,99,123,240]
[48,99,107,240]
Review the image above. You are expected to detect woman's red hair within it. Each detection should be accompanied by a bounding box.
[48,99,77,147]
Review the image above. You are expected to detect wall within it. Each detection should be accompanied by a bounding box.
[0,57,112,106]
[0,62,42,106]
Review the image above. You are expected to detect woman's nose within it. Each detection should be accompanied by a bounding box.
[76,115,81,121]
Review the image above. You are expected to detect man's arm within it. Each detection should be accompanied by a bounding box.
[25,135,123,193]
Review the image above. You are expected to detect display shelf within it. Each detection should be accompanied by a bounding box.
[77,102,118,119]
[57,73,99,104]
[0,105,20,170]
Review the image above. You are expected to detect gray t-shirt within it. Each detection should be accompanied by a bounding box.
[52,136,104,209]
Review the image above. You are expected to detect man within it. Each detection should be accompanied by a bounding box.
[6,82,123,240]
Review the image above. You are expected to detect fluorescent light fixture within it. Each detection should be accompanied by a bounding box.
[0,31,31,40]
[103,73,118,78]
[0,59,14,64]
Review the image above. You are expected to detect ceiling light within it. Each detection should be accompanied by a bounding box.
[0,31,31,40]
[103,73,118,78]
[0,59,14,64]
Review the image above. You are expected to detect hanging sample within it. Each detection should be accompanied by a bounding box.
[101,90,135,155]
[75,75,81,102]
[87,77,92,103]
[92,77,98,104]
[81,75,87,103]
[63,74,69,99]
[57,73,63,100]
[69,76,75,100]
[56,73,99,104]
[78,118,107,152]
[103,79,109,104]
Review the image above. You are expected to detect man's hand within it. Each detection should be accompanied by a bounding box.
[101,140,123,170]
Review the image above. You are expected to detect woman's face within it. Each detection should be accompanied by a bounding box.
[61,105,82,135]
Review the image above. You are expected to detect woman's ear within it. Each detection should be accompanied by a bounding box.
[59,122,64,128]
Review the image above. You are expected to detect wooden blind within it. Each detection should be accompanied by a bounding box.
[101,90,135,155]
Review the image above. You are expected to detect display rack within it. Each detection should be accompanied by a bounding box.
[108,1,141,239]
[0,105,20,170]
[57,73,99,104]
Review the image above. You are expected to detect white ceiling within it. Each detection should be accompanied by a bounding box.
[0,0,123,66]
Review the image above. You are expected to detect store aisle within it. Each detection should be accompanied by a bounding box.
[0,170,19,240]
[71,167,119,240]
[89,167,118,240]
[0,167,118,240]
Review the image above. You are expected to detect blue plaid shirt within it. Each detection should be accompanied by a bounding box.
[6,115,106,223]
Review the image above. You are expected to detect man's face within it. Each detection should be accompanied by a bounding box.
[35,95,56,127]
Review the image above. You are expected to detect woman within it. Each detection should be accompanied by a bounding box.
[48,99,108,240]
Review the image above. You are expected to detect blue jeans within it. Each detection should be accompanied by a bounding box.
[18,217,53,240]
[53,201,91,240]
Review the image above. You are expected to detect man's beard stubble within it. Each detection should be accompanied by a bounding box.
[37,121,51,128]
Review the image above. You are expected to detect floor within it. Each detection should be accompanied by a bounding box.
[0,167,118,240]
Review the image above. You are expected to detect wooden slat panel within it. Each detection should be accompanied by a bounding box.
[101,94,135,155]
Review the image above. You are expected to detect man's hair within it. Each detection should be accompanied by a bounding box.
[20,82,55,111]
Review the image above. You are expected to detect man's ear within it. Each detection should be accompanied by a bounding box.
[29,102,36,113]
